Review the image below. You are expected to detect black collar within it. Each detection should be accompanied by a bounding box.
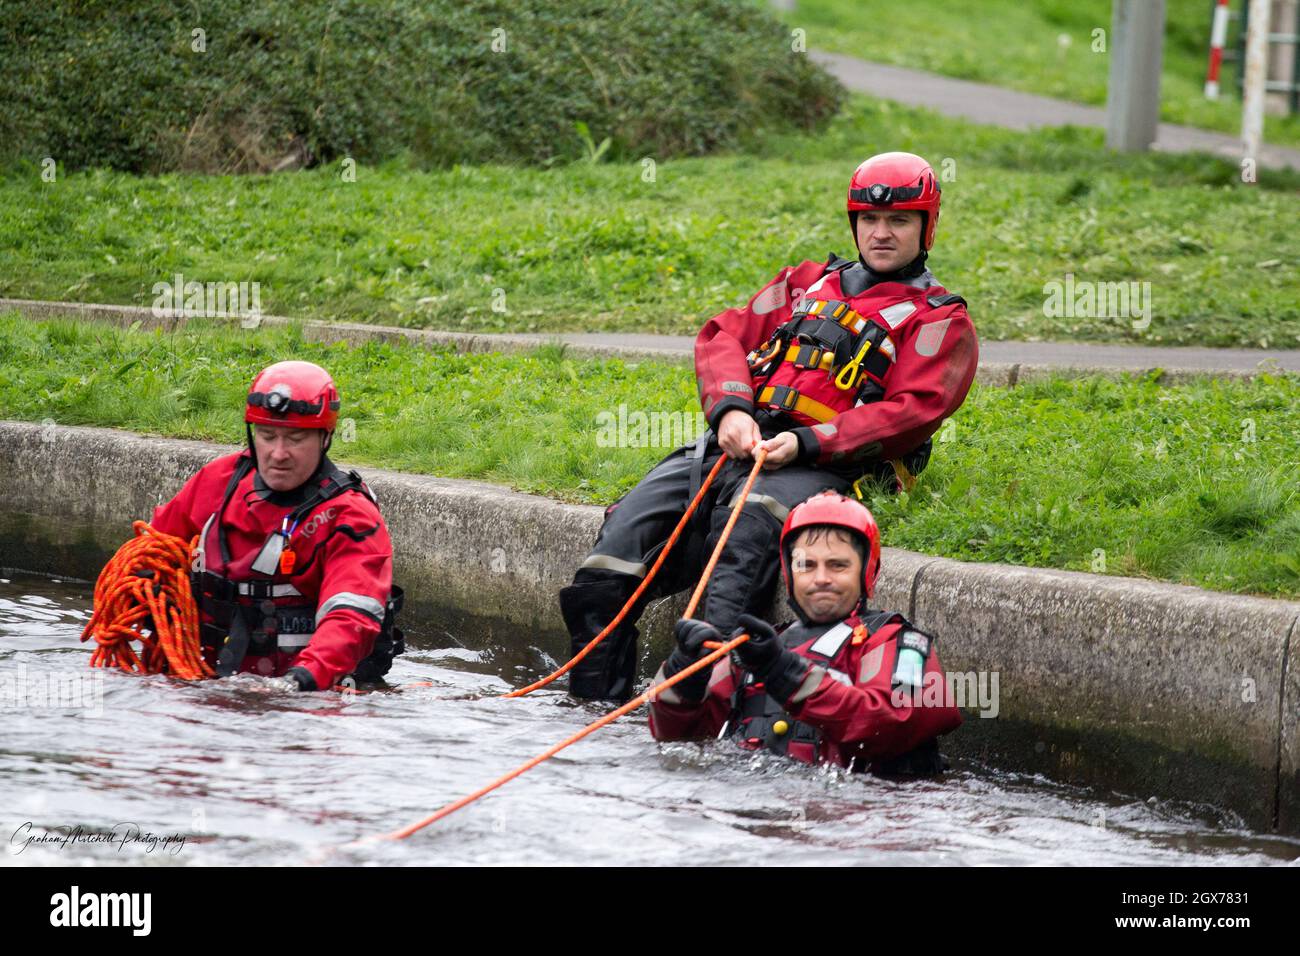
[840,252,934,297]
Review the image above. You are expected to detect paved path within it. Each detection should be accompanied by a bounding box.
[810,50,1300,173]
[5,298,1297,378]
[512,331,1300,374]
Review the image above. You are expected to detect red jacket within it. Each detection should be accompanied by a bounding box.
[151,451,393,689]
[696,256,978,464]
[648,611,962,769]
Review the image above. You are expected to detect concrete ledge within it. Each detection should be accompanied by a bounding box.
[913,558,1296,828]
[0,420,1295,832]
[2,297,1289,385]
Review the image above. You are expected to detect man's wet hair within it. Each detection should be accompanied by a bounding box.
[792,524,867,565]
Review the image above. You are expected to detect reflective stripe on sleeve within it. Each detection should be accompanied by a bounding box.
[316,591,386,625]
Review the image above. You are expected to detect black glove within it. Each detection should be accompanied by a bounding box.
[283,666,318,692]
[661,618,720,702]
[731,613,808,705]
[731,613,781,676]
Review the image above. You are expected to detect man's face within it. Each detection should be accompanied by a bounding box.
[855,209,923,272]
[253,424,325,491]
[789,528,864,624]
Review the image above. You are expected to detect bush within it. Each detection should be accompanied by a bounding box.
[0,0,842,173]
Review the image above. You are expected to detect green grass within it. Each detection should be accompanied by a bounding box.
[779,0,1300,149]
[1,312,1297,598]
[1,91,1297,349]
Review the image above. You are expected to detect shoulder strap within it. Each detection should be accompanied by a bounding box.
[859,608,907,634]
[926,292,966,309]
[216,454,256,565]
[286,461,369,525]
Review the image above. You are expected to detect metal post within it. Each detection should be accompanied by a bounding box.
[1105,0,1167,151]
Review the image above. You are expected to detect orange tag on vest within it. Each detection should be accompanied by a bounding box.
[279,549,296,575]
[851,624,869,645]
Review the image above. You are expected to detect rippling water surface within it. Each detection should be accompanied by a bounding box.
[2,572,1296,866]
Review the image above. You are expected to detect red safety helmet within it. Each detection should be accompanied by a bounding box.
[244,361,340,432]
[846,151,942,251]
[779,491,883,606]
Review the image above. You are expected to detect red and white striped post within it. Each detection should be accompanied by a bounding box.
[1205,0,1232,98]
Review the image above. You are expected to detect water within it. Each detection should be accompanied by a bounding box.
[2,572,1297,866]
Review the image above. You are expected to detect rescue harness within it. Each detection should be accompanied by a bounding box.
[191,454,405,682]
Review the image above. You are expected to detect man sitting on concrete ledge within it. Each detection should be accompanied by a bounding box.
[648,491,961,774]
[149,360,402,691]
[560,151,978,701]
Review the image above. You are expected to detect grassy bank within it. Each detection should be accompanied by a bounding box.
[1,313,1296,598]
[781,0,1300,149]
[2,92,1296,348]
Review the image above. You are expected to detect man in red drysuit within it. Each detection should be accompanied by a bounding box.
[649,491,962,774]
[150,360,401,691]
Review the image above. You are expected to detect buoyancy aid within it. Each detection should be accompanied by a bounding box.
[190,454,404,682]
[729,608,951,769]
[746,254,967,428]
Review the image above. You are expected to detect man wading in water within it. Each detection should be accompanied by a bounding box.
[150,361,402,691]
[648,491,961,774]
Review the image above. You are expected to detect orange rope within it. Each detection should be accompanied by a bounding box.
[373,633,749,841]
[347,446,773,843]
[683,446,767,619]
[503,453,729,698]
[80,521,213,680]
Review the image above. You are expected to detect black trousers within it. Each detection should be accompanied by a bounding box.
[559,412,926,701]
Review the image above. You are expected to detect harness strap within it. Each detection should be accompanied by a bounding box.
[215,455,256,565]
[687,429,717,505]
[215,613,252,678]
[756,385,839,424]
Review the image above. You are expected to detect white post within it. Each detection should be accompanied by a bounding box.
[1242,0,1271,160]
[1205,0,1232,99]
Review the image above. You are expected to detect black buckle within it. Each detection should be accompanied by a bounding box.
[768,385,799,412]
[794,344,823,369]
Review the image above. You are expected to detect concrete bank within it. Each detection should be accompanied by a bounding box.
[5,298,1297,386]
[0,420,1295,833]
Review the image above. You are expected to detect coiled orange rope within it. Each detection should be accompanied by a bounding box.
[80,521,213,680]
